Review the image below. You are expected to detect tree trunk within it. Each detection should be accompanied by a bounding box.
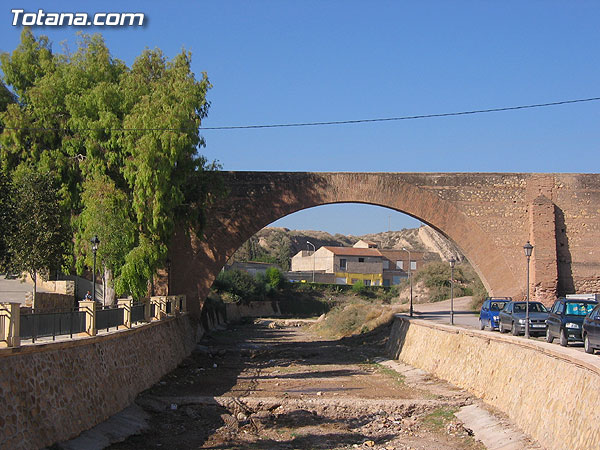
[103,266,116,305]
[32,270,37,309]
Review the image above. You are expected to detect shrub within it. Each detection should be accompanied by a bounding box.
[265,266,285,289]
[352,281,367,296]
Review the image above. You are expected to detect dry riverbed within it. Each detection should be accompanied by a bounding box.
[108,320,526,450]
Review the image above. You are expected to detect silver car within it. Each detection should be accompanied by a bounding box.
[498,301,549,336]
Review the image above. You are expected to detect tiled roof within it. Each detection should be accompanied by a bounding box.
[323,246,382,257]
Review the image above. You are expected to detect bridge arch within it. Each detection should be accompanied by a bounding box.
[169,172,525,317]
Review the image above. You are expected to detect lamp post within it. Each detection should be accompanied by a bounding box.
[449,257,456,325]
[307,241,316,283]
[166,258,171,295]
[91,235,100,304]
[523,241,534,339]
[402,247,413,317]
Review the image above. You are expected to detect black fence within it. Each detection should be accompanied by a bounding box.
[131,303,145,324]
[20,309,86,342]
[166,300,172,314]
[96,306,124,332]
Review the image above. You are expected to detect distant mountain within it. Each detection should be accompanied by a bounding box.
[232,225,465,270]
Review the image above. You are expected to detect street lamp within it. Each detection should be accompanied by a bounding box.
[307,241,316,283]
[402,247,413,317]
[449,257,456,325]
[166,258,171,295]
[91,235,100,304]
[523,241,534,339]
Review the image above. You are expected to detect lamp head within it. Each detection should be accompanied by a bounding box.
[91,235,100,252]
[449,257,456,268]
[523,241,534,257]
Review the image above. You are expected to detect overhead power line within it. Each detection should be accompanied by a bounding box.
[200,97,600,130]
[2,96,599,133]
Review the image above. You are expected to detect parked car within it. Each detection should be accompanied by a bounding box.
[582,304,600,354]
[498,301,549,336]
[479,297,512,330]
[546,298,597,346]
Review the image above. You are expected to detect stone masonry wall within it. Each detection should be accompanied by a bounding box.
[387,317,600,450]
[0,315,196,450]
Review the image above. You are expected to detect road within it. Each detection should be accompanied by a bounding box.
[410,296,587,354]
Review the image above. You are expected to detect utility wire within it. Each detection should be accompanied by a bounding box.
[2,96,599,133]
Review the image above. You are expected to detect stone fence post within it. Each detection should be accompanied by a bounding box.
[150,296,166,320]
[0,302,21,348]
[117,298,133,328]
[78,300,96,336]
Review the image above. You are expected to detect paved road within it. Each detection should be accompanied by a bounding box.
[409,296,588,354]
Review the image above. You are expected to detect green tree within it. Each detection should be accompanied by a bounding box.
[74,174,136,303]
[0,172,15,270]
[0,30,218,299]
[5,167,69,304]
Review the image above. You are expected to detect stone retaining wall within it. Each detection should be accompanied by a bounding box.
[387,317,600,450]
[0,315,196,450]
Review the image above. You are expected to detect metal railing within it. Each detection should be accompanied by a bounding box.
[131,303,145,324]
[20,308,86,342]
[96,306,124,332]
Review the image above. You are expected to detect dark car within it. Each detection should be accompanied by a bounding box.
[479,297,512,330]
[582,304,600,354]
[498,301,549,336]
[546,298,597,346]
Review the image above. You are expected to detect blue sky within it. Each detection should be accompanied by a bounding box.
[1,2,599,235]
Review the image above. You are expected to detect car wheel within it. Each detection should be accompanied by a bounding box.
[479,319,485,330]
[545,328,554,343]
[499,321,507,333]
[584,334,594,354]
[559,329,568,347]
[511,322,519,336]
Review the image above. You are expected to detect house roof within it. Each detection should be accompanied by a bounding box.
[323,246,382,257]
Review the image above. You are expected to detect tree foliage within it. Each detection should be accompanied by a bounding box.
[0,29,218,298]
[3,167,69,286]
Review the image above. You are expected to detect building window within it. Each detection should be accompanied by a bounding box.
[383,279,391,287]
[383,260,389,269]
[340,258,347,270]
[364,280,371,286]
[410,261,417,271]
[396,260,403,270]
[358,257,365,263]
[392,276,401,285]
[351,278,359,284]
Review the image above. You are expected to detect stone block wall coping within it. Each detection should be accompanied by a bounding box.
[0,313,187,359]
[394,314,600,376]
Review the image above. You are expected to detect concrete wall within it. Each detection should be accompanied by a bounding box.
[31,292,75,310]
[291,247,334,272]
[0,315,196,450]
[387,317,600,450]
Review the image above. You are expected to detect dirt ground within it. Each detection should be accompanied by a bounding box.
[109,320,487,450]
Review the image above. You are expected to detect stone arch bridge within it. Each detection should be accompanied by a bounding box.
[167,172,600,317]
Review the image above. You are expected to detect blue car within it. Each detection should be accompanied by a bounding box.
[479,297,512,330]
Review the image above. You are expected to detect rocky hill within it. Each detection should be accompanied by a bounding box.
[232,225,465,270]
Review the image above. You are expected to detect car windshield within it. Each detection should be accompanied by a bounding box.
[565,302,596,316]
[490,302,506,311]
[513,303,547,313]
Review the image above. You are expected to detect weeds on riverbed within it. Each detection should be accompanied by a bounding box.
[309,302,403,338]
